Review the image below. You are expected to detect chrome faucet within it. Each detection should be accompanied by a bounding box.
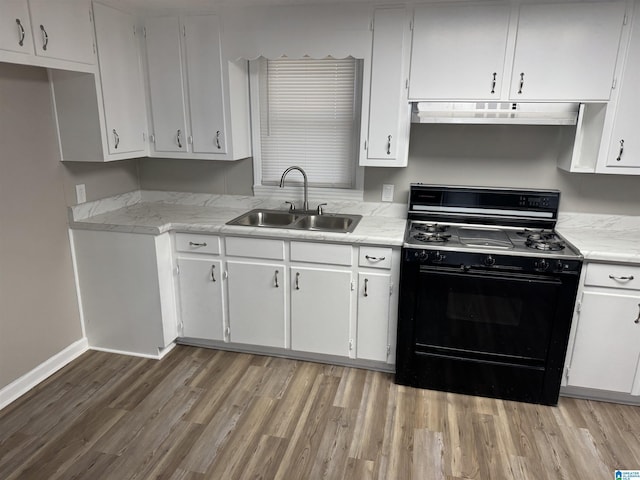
[279,166,309,211]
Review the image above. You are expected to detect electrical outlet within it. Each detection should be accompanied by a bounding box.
[382,184,394,202]
[75,184,86,204]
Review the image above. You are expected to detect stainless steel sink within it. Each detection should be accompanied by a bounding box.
[228,210,298,227]
[295,214,356,232]
[226,209,362,233]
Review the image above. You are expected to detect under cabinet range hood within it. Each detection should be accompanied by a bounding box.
[411,102,580,125]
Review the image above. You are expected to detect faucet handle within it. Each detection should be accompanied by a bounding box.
[316,203,328,215]
[285,201,296,211]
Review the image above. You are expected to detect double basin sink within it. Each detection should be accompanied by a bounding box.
[227,209,362,233]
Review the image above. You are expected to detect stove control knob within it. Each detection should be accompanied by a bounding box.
[433,251,445,263]
[536,259,549,271]
[484,255,496,266]
[556,260,565,271]
[418,250,429,261]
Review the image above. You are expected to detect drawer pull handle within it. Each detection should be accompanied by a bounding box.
[177,129,183,148]
[216,130,221,149]
[616,139,624,162]
[274,270,279,288]
[609,274,634,281]
[295,272,300,290]
[16,19,25,46]
[365,255,386,262]
[386,135,392,155]
[635,304,639,324]
[490,72,497,94]
[40,24,48,51]
[518,72,524,94]
[364,278,369,297]
[189,241,207,247]
[210,265,216,282]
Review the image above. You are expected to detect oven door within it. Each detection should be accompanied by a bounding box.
[414,265,561,365]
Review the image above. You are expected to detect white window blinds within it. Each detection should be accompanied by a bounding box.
[258,57,360,189]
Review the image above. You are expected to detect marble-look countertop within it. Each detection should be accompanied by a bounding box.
[557,213,640,265]
[69,190,408,247]
[69,191,640,262]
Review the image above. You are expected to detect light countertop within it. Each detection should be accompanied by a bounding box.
[69,191,408,247]
[69,191,640,263]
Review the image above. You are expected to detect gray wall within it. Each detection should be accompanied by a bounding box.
[138,157,254,196]
[0,64,83,389]
[62,159,139,205]
[364,124,640,214]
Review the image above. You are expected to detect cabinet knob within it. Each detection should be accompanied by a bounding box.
[295,271,300,290]
[177,129,183,148]
[216,130,221,149]
[635,303,640,324]
[364,278,369,297]
[40,25,48,51]
[210,265,216,282]
[112,129,120,149]
[16,19,25,46]
[274,269,279,288]
[386,135,392,155]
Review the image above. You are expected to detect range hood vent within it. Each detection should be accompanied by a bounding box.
[411,102,580,125]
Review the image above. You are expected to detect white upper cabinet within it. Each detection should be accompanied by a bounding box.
[0,0,34,55]
[409,3,512,101]
[360,6,411,167]
[143,14,250,160]
[144,16,188,154]
[0,0,95,70]
[93,2,147,157]
[182,15,227,155]
[28,0,95,64]
[408,1,626,103]
[511,2,626,101]
[601,1,640,171]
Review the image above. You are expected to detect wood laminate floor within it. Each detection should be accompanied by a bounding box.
[1,346,639,479]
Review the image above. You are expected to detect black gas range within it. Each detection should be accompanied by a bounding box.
[396,184,583,405]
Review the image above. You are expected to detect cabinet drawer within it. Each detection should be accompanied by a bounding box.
[359,247,392,269]
[290,242,352,266]
[225,237,285,260]
[175,233,221,255]
[585,263,640,291]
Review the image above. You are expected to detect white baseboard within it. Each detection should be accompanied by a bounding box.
[0,338,89,411]
[89,342,176,360]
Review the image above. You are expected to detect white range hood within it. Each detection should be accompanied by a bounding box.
[411,102,580,126]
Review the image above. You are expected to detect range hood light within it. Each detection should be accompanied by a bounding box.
[411,102,580,125]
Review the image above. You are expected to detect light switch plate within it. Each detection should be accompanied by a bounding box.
[382,184,394,202]
[75,184,86,204]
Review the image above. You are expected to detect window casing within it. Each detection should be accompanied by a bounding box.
[250,57,364,200]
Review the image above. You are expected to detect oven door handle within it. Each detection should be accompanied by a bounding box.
[419,266,563,285]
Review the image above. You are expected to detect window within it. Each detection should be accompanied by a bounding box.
[250,57,363,199]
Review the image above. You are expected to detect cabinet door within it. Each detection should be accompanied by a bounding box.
[28,0,95,64]
[290,267,352,357]
[93,3,146,156]
[227,261,285,348]
[362,7,410,165]
[182,15,227,154]
[0,0,34,55]
[568,291,640,393]
[357,272,391,362]
[144,16,188,153]
[177,258,224,340]
[510,2,626,101]
[409,3,511,101]
[605,2,640,170]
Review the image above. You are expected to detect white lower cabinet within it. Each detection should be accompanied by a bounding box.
[357,272,392,362]
[566,262,640,397]
[290,266,352,357]
[568,291,640,393]
[73,230,177,357]
[226,260,286,348]
[177,258,224,341]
